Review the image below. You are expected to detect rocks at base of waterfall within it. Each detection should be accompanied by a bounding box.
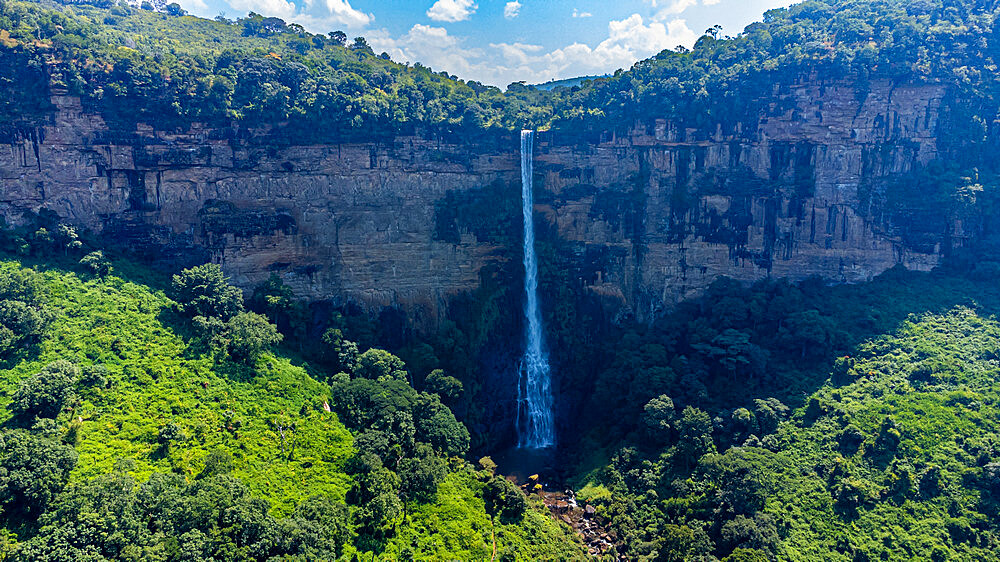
[584,504,596,518]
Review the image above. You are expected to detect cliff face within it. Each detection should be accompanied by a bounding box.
[535,79,951,319]
[0,79,956,323]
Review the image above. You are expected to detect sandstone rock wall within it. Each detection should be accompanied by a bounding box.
[0,78,956,323]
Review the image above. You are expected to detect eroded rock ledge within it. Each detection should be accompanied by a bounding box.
[0,78,961,325]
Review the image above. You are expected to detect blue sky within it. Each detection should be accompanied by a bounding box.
[176,0,798,86]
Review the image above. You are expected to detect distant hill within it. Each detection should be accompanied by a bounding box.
[529,75,608,90]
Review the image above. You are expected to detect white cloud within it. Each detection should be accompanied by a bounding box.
[224,0,372,31]
[426,0,477,22]
[572,8,592,18]
[647,0,721,18]
[324,0,372,27]
[227,0,298,19]
[369,13,696,87]
[504,1,520,19]
[178,0,210,16]
[367,24,489,83]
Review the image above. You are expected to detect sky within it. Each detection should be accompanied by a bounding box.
[175,0,799,86]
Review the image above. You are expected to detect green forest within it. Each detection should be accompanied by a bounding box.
[2,0,999,148]
[4,0,1000,560]
[0,217,584,560]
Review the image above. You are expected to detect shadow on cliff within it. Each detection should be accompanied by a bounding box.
[555,263,1000,469]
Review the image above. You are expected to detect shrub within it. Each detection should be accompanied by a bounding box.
[355,349,407,382]
[171,264,244,320]
[8,360,78,420]
[482,476,526,522]
[79,250,112,276]
[0,429,78,519]
[226,311,282,364]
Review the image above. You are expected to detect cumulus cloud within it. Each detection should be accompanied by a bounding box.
[227,0,298,19]
[224,0,372,31]
[324,0,372,27]
[504,1,520,19]
[369,13,696,87]
[178,0,210,16]
[426,0,477,22]
[647,0,721,18]
[572,8,592,18]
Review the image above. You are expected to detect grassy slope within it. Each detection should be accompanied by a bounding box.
[759,307,1000,560]
[0,260,353,514]
[0,257,583,560]
[560,267,1000,559]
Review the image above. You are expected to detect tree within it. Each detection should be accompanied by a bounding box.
[346,454,401,550]
[413,393,470,457]
[0,299,52,357]
[198,450,234,479]
[321,326,359,373]
[482,476,526,522]
[338,340,360,374]
[642,394,675,442]
[675,406,715,469]
[398,444,447,504]
[9,360,78,420]
[165,2,186,16]
[282,495,350,559]
[424,369,463,401]
[54,224,82,255]
[171,264,244,320]
[778,309,836,359]
[226,311,282,364]
[0,266,42,302]
[157,422,185,447]
[719,513,780,555]
[355,349,408,381]
[350,36,372,54]
[28,228,53,255]
[250,273,295,319]
[79,250,112,276]
[751,398,788,435]
[329,30,347,46]
[0,429,78,520]
[0,266,52,358]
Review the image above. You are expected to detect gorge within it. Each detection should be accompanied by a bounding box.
[0,78,954,324]
[0,78,971,453]
[6,0,1000,559]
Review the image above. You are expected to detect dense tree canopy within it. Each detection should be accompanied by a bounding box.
[4,0,1000,154]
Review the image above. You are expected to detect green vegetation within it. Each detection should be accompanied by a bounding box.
[0,229,582,559]
[555,267,1000,560]
[578,304,1000,560]
[3,0,998,162]
[9,0,1000,559]
[0,0,560,137]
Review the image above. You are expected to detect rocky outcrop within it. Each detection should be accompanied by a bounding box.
[535,79,950,319]
[0,78,958,324]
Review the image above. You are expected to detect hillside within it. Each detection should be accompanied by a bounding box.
[0,244,583,560]
[0,0,559,138]
[6,0,1000,560]
[563,263,1000,558]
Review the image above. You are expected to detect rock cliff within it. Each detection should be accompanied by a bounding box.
[0,78,958,324]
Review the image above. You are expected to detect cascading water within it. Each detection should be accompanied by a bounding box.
[517,130,555,449]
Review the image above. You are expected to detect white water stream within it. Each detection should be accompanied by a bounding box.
[517,130,555,448]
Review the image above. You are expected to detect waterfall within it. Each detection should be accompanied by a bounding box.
[517,130,555,449]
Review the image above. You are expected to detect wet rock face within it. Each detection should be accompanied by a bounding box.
[535,79,949,319]
[0,79,957,324]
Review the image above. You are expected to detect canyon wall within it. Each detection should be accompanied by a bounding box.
[0,79,957,323]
